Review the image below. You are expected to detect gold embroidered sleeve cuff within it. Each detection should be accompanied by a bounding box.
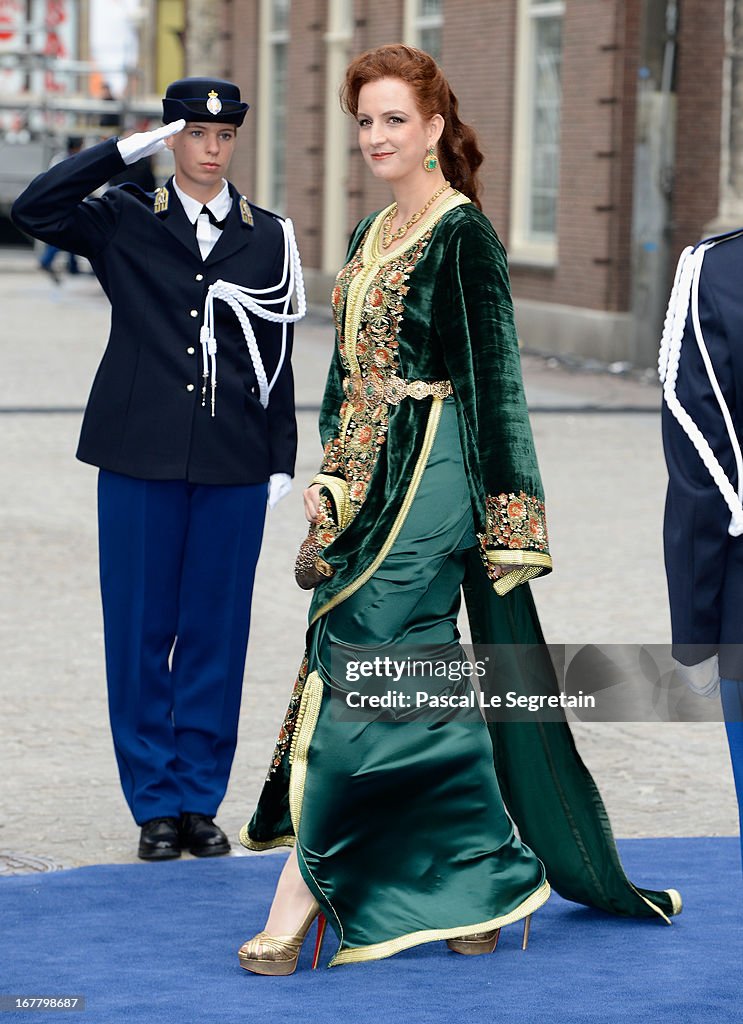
[479,491,552,594]
[309,473,351,530]
[484,552,553,595]
[486,491,549,551]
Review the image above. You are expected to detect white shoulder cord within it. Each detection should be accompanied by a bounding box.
[658,240,743,536]
[199,217,307,415]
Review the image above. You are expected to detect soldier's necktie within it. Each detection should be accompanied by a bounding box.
[198,206,227,229]
[195,206,226,260]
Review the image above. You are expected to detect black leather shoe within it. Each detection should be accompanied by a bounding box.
[179,813,231,857]
[138,817,181,860]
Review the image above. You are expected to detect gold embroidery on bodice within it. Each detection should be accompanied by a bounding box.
[322,193,469,521]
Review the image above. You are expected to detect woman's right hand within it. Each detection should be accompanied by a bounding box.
[304,484,323,523]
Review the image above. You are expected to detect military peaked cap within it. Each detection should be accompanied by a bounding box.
[162,77,249,126]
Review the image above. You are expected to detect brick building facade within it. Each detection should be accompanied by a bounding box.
[202,0,735,367]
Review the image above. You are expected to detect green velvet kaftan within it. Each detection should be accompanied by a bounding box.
[241,195,681,966]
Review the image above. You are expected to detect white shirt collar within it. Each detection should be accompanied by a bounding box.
[172,177,232,224]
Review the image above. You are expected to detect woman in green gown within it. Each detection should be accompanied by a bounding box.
[238,44,681,974]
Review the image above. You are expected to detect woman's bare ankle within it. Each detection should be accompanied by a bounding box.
[264,848,317,934]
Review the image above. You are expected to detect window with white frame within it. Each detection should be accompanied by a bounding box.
[511,0,564,264]
[322,0,353,273]
[258,0,290,214]
[404,0,443,61]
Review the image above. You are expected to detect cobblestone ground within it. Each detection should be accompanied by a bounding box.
[0,265,737,872]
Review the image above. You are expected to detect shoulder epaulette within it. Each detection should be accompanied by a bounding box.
[243,199,284,223]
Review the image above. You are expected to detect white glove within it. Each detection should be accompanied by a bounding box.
[674,654,721,698]
[117,120,185,166]
[268,473,292,509]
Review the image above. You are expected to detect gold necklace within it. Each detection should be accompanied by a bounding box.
[381,180,451,249]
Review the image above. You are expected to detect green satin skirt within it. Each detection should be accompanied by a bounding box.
[244,400,682,964]
[290,400,549,965]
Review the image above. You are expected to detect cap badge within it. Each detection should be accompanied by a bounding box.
[206,90,222,115]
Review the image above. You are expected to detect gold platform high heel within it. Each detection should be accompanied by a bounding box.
[238,901,328,976]
[446,914,532,955]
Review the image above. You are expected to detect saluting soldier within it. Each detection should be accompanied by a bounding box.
[659,228,743,869]
[12,78,305,861]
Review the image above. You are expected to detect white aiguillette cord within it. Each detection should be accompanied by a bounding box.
[658,238,743,536]
[199,217,307,415]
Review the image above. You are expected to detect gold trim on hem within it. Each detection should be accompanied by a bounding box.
[310,398,444,624]
[284,670,348,963]
[329,878,551,966]
[288,671,324,835]
[237,824,296,852]
[288,671,325,831]
[665,888,683,916]
[630,886,672,926]
[627,882,683,925]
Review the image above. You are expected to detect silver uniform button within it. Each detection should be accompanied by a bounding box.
[187,347,195,355]
[186,383,195,392]
[195,274,204,281]
[190,309,198,317]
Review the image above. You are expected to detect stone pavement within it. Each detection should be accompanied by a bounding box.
[0,264,737,874]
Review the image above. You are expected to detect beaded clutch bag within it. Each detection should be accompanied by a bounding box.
[294,534,335,590]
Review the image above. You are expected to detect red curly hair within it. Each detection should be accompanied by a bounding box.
[340,43,484,209]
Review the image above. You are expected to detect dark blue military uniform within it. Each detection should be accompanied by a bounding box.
[661,228,743,866]
[12,138,296,484]
[12,136,298,828]
[661,229,743,676]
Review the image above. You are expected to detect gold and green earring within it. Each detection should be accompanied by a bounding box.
[424,146,438,172]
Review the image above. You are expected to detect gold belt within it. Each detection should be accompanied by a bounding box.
[342,372,453,406]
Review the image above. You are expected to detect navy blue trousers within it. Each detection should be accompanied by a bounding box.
[721,679,743,870]
[98,470,267,824]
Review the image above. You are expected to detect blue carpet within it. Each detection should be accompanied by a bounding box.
[1,838,740,1024]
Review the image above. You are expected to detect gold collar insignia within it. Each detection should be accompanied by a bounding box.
[239,196,254,227]
[153,186,169,214]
